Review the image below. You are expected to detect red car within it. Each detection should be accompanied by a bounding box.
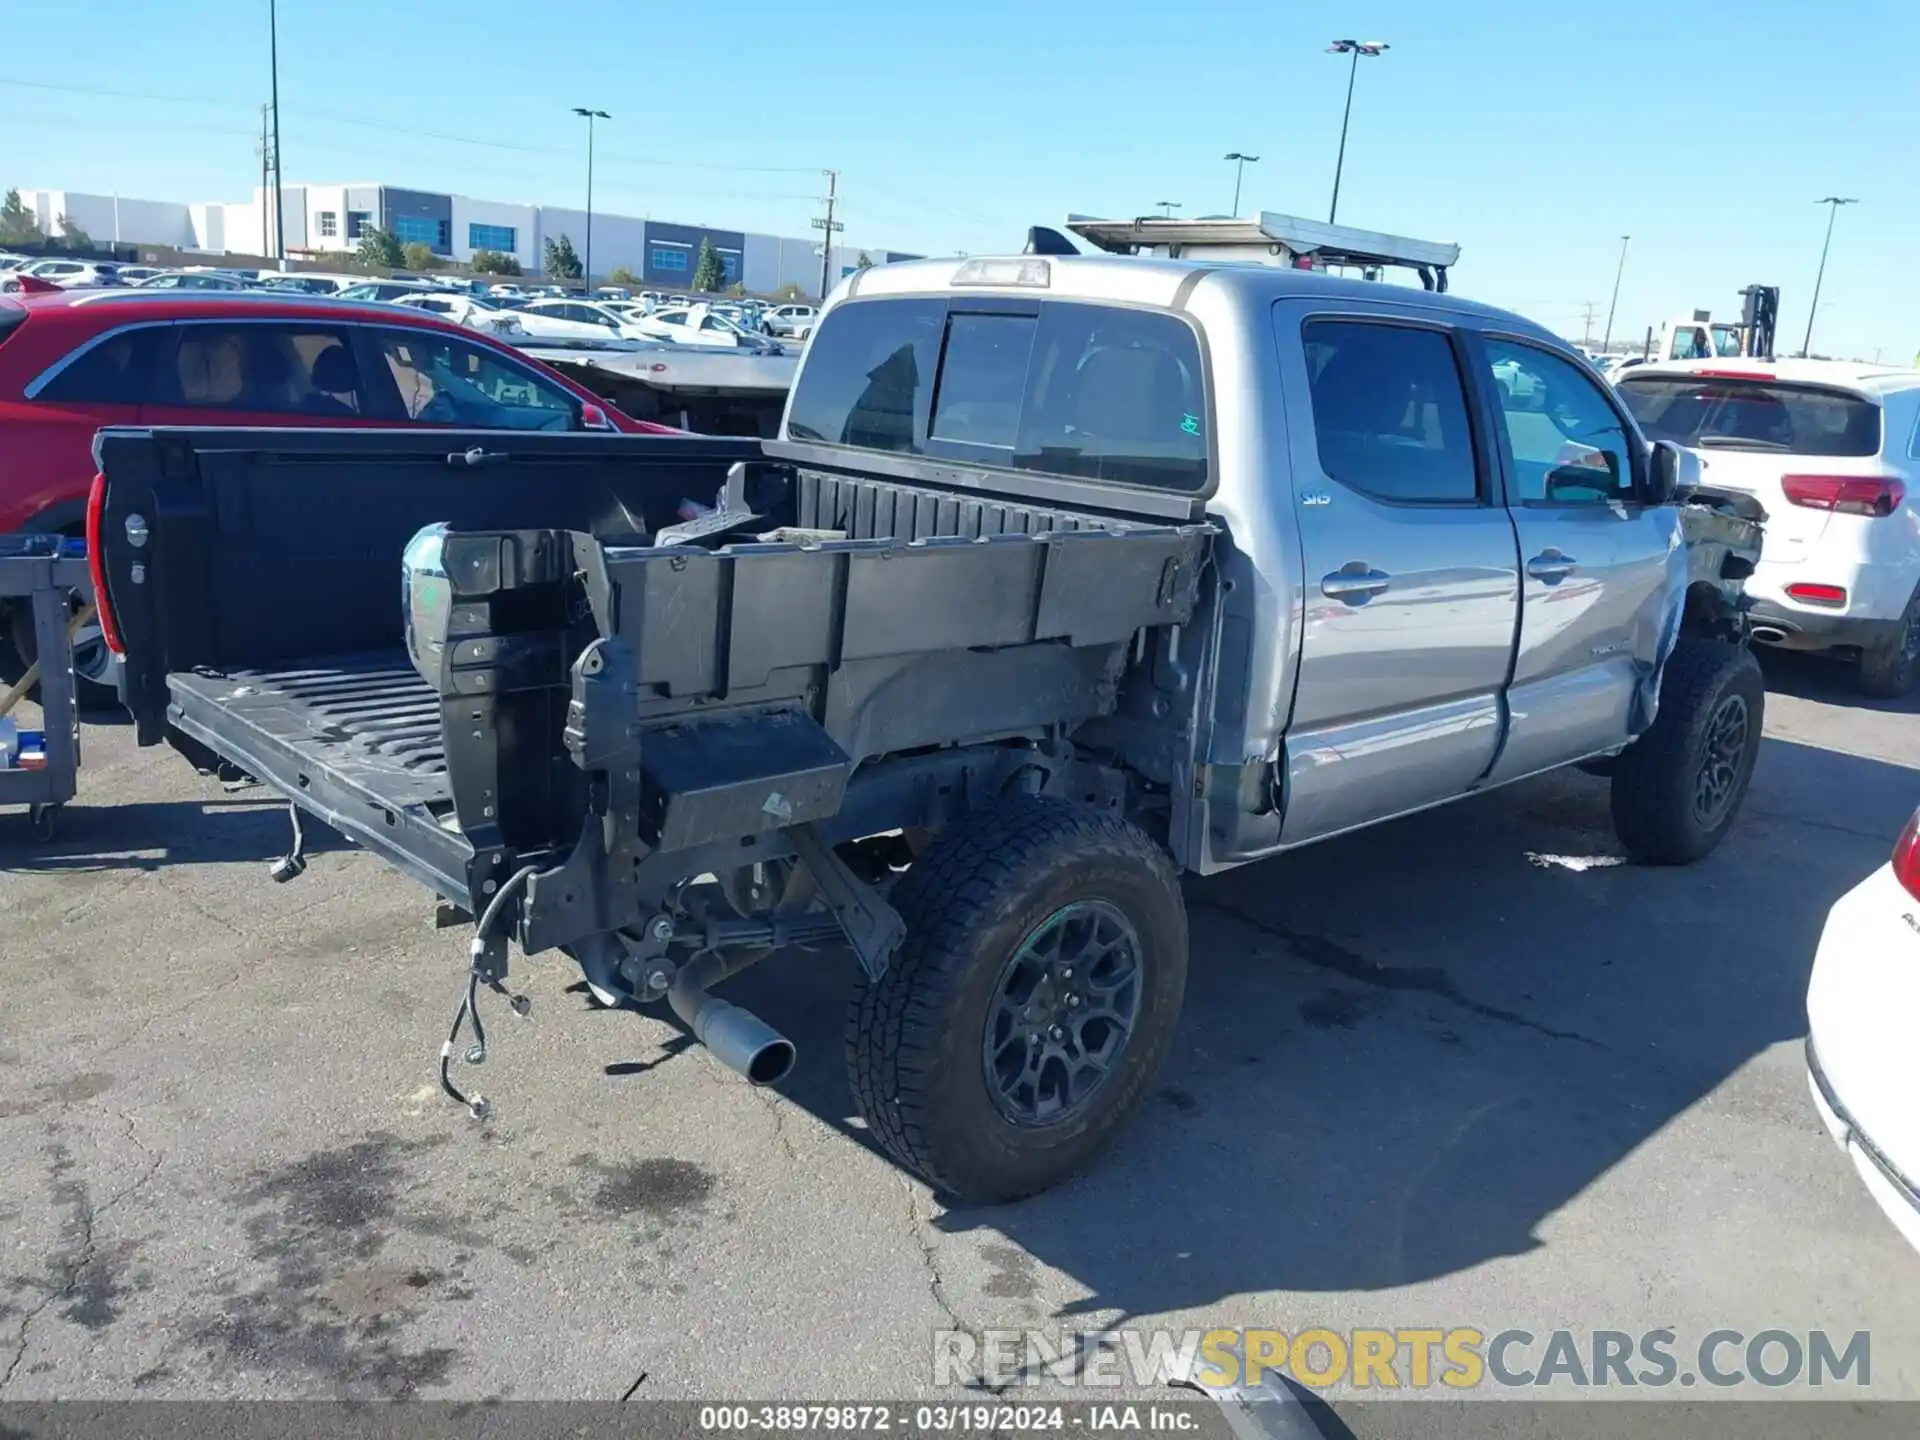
[0,287,674,696]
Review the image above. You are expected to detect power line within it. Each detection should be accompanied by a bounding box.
[0,77,820,175]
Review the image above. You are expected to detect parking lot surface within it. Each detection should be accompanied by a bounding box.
[2,652,1918,1408]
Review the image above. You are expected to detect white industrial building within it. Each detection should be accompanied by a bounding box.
[17,183,917,299]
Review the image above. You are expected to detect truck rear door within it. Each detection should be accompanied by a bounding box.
[1270,303,1521,844]
[1473,335,1680,781]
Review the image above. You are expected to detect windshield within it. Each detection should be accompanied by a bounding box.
[1618,377,1881,456]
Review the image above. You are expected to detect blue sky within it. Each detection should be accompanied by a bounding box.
[4,0,1915,359]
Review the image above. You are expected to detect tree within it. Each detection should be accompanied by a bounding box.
[355,225,405,268]
[57,214,92,251]
[401,241,441,271]
[607,264,640,287]
[727,280,748,298]
[0,189,44,246]
[471,249,522,276]
[692,236,725,293]
[543,233,583,281]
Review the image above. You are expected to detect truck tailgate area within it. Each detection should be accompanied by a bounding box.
[167,652,473,901]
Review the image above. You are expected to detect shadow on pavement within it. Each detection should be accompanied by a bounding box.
[1757,647,1920,716]
[0,795,348,871]
[720,735,1916,1319]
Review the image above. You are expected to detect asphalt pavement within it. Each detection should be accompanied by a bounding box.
[2,650,1918,1412]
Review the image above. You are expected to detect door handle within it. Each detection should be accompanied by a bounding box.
[1527,550,1577,582]
[1320,566,1392,602]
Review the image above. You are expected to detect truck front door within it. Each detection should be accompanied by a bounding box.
[1272,309,1522,844]
[1473,336,1678,782]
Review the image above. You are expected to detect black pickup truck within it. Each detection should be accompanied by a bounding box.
[92,254,1765,1202]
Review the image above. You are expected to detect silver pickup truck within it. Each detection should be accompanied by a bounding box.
[95,251,1766,1204]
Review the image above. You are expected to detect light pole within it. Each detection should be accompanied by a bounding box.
[268,0,284,267]
[1802,196,1857,357]
[1326,39,1387,225]
[571,106,610,288]
[1602,234,1630,351]
[1224,152,1259,215]
[1156,200,1181,219]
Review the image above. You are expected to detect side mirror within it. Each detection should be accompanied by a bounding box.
[579,401,616,432]
[1646,441,1682,505]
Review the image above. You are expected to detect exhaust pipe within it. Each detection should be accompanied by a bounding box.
[667,953,796,1087]
[1751,625,1788,645]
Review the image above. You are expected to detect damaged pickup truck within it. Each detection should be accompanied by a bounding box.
[90,253,1766,1202]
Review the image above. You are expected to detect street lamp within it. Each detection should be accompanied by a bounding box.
[1602,234,1630,351]
[1224,152,1260,215]
[1802,196,1857,357]
[1156,200,1181,219]
[571,106,610,288]
[1325,39,1388,225]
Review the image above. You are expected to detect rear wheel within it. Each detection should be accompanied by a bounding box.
[845,795,1187,1204]
[1610,640,1764,864]
[1858,586,1920,698]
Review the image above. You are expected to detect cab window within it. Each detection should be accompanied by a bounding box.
[1484,340,1635,503]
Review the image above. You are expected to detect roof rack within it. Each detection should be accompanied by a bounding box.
[1061,210,1460,292]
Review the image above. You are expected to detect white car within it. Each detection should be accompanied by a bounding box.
[1807,807,1920,1253]
[627,302,782,352]
[1618,360,1920,696]
[391,291,531,339]
[486,283,529,300]
[519,298,662,341]
[443,296,625,343]
[21,258,122,288]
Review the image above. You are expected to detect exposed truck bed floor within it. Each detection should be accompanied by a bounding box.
[167,652,473,900]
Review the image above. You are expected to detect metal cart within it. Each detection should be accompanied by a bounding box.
[0,535,92,840]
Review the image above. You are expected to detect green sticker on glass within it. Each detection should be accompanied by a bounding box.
[1180,412,1201,436]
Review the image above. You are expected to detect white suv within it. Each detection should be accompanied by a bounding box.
[1618,360,1920,696]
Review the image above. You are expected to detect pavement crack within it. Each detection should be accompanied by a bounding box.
[620,1371,648,1402]
[111,962,250,1054]
[0,1117,165,1394]
[750,1086,801,1165]
[1193,898,1614,1050]
[901,1181,973,1346]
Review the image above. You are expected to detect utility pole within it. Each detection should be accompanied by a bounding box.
[267,0,286,267]
[1802,196,1857,357]
[1156,200,1181,218]
[258,104,272,257]
[1602,234,1630,351]
[812,169,842,302]
[1578,301,1599,348]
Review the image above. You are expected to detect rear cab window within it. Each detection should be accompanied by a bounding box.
[1299,319,1479,503]
[787,296,1209,492]
[1618,375,1881,458]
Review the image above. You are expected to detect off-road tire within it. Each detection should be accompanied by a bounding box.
[1857,586,1920,699]
[1610,639,1764,865]
[845,795,1187,1204]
